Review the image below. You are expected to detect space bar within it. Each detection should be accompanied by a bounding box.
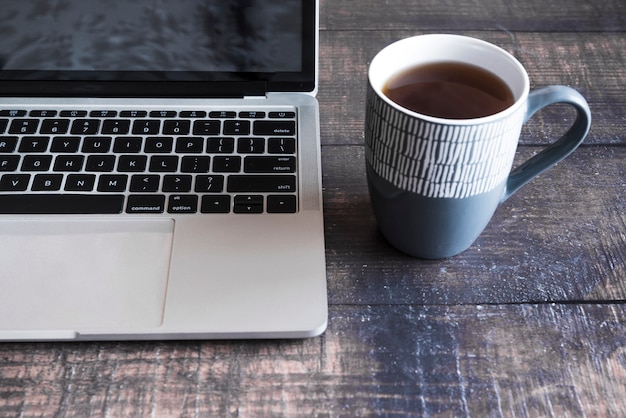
[0,194,124,214]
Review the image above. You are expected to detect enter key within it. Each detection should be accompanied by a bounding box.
[244,156,296,173]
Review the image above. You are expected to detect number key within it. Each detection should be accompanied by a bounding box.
[163,120,191,135]
[132,120,161,135]
[9,119,39,134]
[41,119,70,134]
[102,120,131,134]
[71,119,100,135]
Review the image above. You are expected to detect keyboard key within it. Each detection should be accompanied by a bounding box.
[0,174,30,191]
[9,119,39,134]
[237,138,265,154]
[227,175,296,193]
[267,195,297,213]
[193,120,221,135]
[180,111,207,118]
[65,174,96,191]
[149,156,179,172]
[163,175,192,192]
[130,175,160,192]
[132,120,161,135]
[150,111,177,118]
[82,136,112,153]
[213,156,241,173]
[32,174,63,191]
[0,119,7,134]
[21,155,52,171]
[86,155,116,172]
[234,195,263,214]
[195,175,224,193]
[168,195,198,214]
[71,119,100,135]
[207,137,234,153]
[60,110,88,117]
[201,195,230,213]
[0,156,20,171]
[120,111,148,118]
[163,120,190,135]
[244,156,296,173]
[268,138,296,154]
[176,137,204,153]
[51,136,81,153]
[145,137,173,153]
[239,111,266,119]
[209,111,236,118]
[127,195,165,214]
[223,120,250,135]
[90,110,118,118]
[181,156,210,173]
[18,137,49,153]
[40,119,70,134]
[0,194,124,214]
[30,110,58,117]
[253,120,296,136]
[102,120,131,135]
[0,137,18,153]
[0,110,27,117]
[268,111,296,119]
[118,155,148,172]
[54,155,85,172]
[114,137,143,153]
[97,175,128,192]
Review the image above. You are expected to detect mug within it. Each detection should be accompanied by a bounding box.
[365,34,591,259]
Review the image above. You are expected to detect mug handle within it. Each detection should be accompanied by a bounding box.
[501,85,591,202]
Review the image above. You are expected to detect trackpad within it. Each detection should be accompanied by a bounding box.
[0,218,174,331]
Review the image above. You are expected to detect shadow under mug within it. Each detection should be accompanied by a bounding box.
[365,34,592,259]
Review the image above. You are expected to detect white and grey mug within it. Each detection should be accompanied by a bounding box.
[365,34,591,259]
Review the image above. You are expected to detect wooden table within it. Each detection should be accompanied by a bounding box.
[2,1,625,416]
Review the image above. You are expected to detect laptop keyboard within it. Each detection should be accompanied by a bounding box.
[0,108,298,215]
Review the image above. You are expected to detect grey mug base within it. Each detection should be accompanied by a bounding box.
[367,165,503,259]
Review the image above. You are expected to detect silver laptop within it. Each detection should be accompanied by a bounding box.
[0,0,327,341]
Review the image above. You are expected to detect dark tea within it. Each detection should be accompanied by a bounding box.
[382,61,515,119]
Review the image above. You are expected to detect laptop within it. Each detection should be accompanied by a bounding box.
[0,0,327,341]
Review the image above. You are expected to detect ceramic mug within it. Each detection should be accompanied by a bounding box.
[365,34,591,259]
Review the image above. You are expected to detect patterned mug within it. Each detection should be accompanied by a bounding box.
[365,34,591,259]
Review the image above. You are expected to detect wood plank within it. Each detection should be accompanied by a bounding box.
[320,0,626,32]
[319,31,626,146]
[322,145,626,305]
[1,304,626,417]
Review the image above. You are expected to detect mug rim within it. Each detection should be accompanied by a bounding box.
[368,34,530,125]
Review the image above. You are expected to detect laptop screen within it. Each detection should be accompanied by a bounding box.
[0,0,316,97]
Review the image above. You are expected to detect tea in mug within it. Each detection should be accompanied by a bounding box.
[382,61,515,119]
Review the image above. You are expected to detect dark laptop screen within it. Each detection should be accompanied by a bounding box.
[0,0,316,97]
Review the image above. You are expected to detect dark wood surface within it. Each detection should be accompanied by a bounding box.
[2,0,625,416]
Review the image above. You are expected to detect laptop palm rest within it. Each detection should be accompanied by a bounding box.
[0,218,173,332]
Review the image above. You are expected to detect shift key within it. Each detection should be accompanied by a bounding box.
[227,175,296,192]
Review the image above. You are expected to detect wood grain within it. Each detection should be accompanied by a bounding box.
[319,31,626,146]
[2,304,626,417]
[320,0,626,32]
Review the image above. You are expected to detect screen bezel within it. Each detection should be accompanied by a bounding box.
[0,0,316,98]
